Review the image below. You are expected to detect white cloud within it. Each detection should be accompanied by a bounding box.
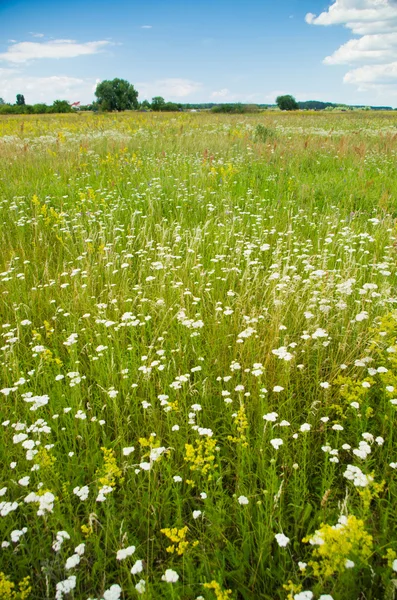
[0,39,110,63]
[211,88,231,98]
[344,61,397,84]
[324,32,397,63]
[141,25,152,29]
[0,72,97,104]
[307,1,397,94]
[30,32,45,38]
[306,1,397,35]
[137,78,202,100]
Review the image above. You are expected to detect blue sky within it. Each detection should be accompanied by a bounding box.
[1,0,397,106]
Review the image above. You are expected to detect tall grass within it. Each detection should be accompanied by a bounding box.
[1,111,397,600]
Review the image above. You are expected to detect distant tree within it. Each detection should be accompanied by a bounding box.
[16,94,25,106]
[95,78,139,111]
[276,95,298,111]
[32,103,49,114]
[0,98,4,105]
[140,99,151,111]
[151,96,166,111]
[51,100,72,113]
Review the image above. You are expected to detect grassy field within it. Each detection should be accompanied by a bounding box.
[1,111,397,600]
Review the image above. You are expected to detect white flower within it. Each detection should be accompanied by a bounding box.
[392,559,397,572]
[65,554,80,570]
[162,568,179,583]
[238,495,249,505]
[300,423,311,432]
[55,576,76,600]
[273,386,284,393]
[294,593,313,600]
[263,412,278,422]
[312,328,328,339]
[320,382,329,389]
[275,533,290,547]
[131,559,143,575]
[103,584,122,600]
[53,531,70,552]
[135,580,146,594]
[173,475,183,482]
[270,438,283,450]
[116,545,136,560]
[73,486,89,501]
[193,510,202,519]
[345,559,355,568]
[122,447,135,456]
[319,596,334,600]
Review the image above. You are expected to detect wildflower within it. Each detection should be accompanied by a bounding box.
[270,438,283,450]
[116,545,135,560]
[300,423,311,432]
[275,533,290,547]
[263,412,278,422]
[193,510,202,519]
[343,465,372,487]
[103,584,122,600]
[55,576,76,600]
[273,386,284,393]
[131,560,143,575]
[238,495,249,505]
[135,580,146,594]
[65,554,80,570]
[294,593,313,600]
[162,569,179,583]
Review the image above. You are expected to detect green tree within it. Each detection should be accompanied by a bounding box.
[0,98,4,105]
[276,94,298,111]
[151,96,166,111]
[95,78,139,111]
[51,100,72,113]
[16,94,25,106]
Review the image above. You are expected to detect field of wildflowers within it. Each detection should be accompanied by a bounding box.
[1,110,397,599]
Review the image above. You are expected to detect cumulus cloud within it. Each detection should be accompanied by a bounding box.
[0,72,97,104]
[137,78,202,99]
[0,39,110,63]
[306,0,397,35]
[306,0,397,93]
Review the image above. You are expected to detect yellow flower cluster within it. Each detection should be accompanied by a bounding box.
[161,526,198,555]
[227,404,249,447]
[0,574,31,600]
[35,447,57,471]
[303,515,373,578]
[97,447,123,488]
[184,438,218,480]
[203,580,232,599]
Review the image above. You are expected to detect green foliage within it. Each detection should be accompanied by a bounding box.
[1,111,397,598]
[276,94,299,111]
[16,94,25,106]
[95,78,139,111]
[211,103,260,114]
[50,100,72,113]
[254,123,276,142]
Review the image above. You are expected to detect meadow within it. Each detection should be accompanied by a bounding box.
[1,110,397,600]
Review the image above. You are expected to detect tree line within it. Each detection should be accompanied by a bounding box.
[0,81,393,115]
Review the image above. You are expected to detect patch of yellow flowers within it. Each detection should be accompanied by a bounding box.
[184,437,218,480]
[161,526,198,555]
[0,574,31,600]
[302,515,373,578]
